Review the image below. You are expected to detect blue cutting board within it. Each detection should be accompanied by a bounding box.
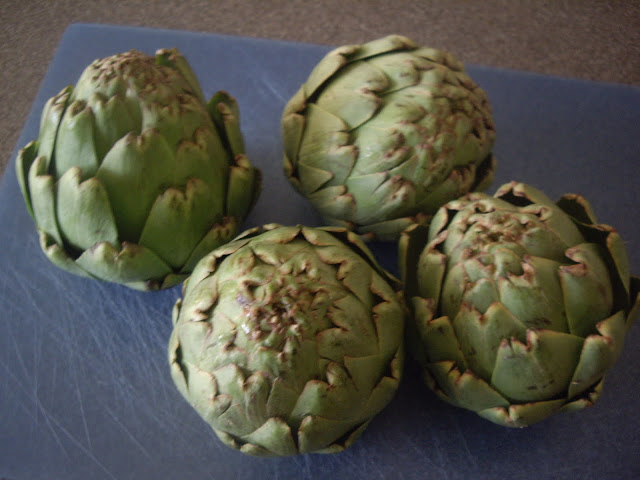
[1,24,639,480]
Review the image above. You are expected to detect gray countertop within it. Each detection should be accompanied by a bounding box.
[1,0,639,179]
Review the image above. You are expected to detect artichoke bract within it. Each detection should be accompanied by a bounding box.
[399,182,640,427]
[169,225,405,456]
[16,48,260,290]
[282,35,496,241]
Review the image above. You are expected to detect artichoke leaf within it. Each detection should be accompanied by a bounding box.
[307,185,356,221]
[314,61,386,130]
[297,104,350,166]
[460,275,500,313]
[139,179,220,269]
[330,253,375,307]
[181,216,239,274]
[366,52,421,92]
[317,303,377,361]
[270,339,320,395]
[301,45,357,99]
[208,91,245,157]
[416,245,447,309]
[241,417,298,457]
[387,145,434,190]
[90,92,141,166]
[168,339,189,399]
[226,154,260,220]
[491,329,584,402]
[39,232,92,278]
[371,290,406,355]
[54,100,100,178]
[365,92,428,127]
[556,192,598,225]
[95,129,176,242]
[282,86,307,121]
[15,142,39,219]
[347,172,417,225]
[496,182,584,247]
[604,230,631,297]
[241,372,272,429]
[174,126,228,195]
[562,379,603,413]
[185,363,219,413]
[419,165,477,213]
[266,377,301,421]
[28,155,64,247]
[350,34,417,62]
[142,93,210,151]
[560,243,614,337]
[398,223,431,299]
[418,313,467,368]
[497,272,568,333]
[38,86,72,166]
[214,403,256,438]
[299,415,367,454]
[290,364,359,423]
[282,111,305,183]
[428,361,509,411]
[56,167,118,252]
[355,128,414,178]
[567,310,626,398]
[303,143,358,192]
[156,48,206,104]
[359,372,402,419]
[172,272,218,325]
[478,399,567,428]
[453,302,527,382]
[75,241,173,287]
[359,214,428,242]
[213,363,247,403]
[296,162,335,195]
[343,354,386,397]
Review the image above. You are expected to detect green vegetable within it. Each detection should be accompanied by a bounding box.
[399,182,640,427]
[282,35,496,241]
[169,224,405,456]
[16,48,260,290]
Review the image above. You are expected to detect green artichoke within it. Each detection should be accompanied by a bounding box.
[282,35,496,241]
[16,48,260,290]
[399,182,640,427]
[169,224,405,456]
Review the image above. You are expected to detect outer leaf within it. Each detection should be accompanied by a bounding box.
[478,399,567,428]
[491,330,584,402]
[54,99,100,178]
[75,241,172,289]
[95,129,175,242]
[138,179,219,269]
[427,361,509,411]
[28,155,63,246]
[241,417,297,457]
[55,167,118,252]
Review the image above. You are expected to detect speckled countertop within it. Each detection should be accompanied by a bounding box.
[1,0,639,179]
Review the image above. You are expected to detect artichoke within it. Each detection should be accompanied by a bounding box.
[16,48,260,290]
[169,224,405,456]
[399,182,640,427]
[282,35,496,241]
